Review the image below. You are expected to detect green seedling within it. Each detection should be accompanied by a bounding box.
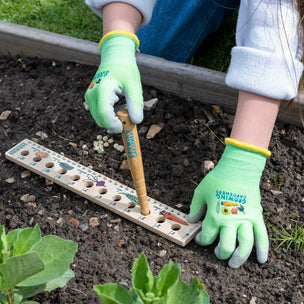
[30,176,39,184]
[93,252,209,304]
[271,223,304,252]
[0,224,77,304]
[273,175,284,190]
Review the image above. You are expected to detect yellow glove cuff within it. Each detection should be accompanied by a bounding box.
[98,30,140,52]
[225,138,271,157]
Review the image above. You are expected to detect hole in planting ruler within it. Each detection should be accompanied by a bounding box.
[59,169,67,175]
[156,216,166,223]
[21,150,29,156]
[85,181,94,188]
[45,162,54,168]
[99,188,107,194]
[5,139,202,247]
[112,195,121,201]
[127,202,136,208]
[171,224,181,231]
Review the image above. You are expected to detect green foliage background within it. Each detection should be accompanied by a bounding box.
[0,0,102,41]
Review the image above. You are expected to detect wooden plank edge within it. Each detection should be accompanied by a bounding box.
[0,20,303,126]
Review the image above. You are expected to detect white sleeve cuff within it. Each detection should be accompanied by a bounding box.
[226,46,303,100]
[85,0,156,26]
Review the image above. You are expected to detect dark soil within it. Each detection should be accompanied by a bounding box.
[0,56,304,304]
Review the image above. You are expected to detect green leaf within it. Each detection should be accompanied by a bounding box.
[131,288,146,303]
[13,225,41,256]
[11,293,23,304]
[17,284,46,299]
[21,301,40,304]
[17,235,77,287]
[44,269,75,292]
[0,252,44,289]
[0,291,8,303]
[155,261,180,297]
[93,284,133,304]
[0,226,10,263]
[16,264,74,298]
[7,229,22,252]
[165,277,209,304]
[129,289,145,304]
[131,253,154,295]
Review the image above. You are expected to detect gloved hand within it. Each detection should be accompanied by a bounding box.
[85,31,143,133]
[188,138,270,268]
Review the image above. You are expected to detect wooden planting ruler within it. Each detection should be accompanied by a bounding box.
[5,139,201,247]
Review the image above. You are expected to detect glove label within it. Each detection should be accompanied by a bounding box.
[215,190,246,215]
[88,70,109,89]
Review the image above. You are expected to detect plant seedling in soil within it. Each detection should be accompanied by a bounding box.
[93,252,209,304]
[0,224,77,304]
[273,175,284,190]
[271,222,304,251]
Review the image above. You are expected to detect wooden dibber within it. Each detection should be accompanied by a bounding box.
[117,109,150,216]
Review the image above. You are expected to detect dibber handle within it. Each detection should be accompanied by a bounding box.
[117,109,150,216]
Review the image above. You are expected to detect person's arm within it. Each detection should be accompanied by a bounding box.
[187,93,278,268]
[102,2,142,34]
[85,0,156,27]
[230,91,280,149]
[85,2,154,133]
[188,0,303,269]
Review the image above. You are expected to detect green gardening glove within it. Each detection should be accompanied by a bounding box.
[188,138,270,268]
[85,31,143,133]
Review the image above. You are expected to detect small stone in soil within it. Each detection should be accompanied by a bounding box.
[20,194,36,202]
[201,160,215,175]
[119,279,129,289]
[158,249,167,257]
[110,218,121,224]
[27,202,37,208]
[0,110,11,120]
[69,218,80,227]
[120,160,129,170]
[83,101,89,111]
[80,223,89,231]
[21,170,31,178]
[35,131,48,140]
[45,178,53,186]
[117,239,127,248]
[56,217,64,226]
[144,98,159,110]
[69,142,77,148]
[211,105,223,116]
[89,217,100,227]
[138,126,148,135]
[146,123,165,139]
[89,251,99,260]
[183,158,190,167]
[270,190,283,196]
[114,225,120,232]
[5,177,15,184]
